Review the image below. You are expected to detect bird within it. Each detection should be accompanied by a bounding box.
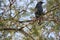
[35,1,44,18]
[35,1,44,25]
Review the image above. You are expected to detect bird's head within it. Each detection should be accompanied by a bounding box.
[39,1,44,4]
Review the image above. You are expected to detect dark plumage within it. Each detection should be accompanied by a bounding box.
[35,1,44,18]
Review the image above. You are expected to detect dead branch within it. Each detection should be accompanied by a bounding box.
[0,27,35,40]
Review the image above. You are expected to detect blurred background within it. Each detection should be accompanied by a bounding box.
[0,0,60,40]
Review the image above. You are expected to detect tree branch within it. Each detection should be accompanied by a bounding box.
[45,4,59,14]
[20,30,35,40]
[0,27,35,40]
[0,27,24,30]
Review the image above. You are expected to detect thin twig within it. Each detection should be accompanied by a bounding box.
[20,30,35,40]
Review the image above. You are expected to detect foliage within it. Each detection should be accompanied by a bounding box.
[0,0,60,40]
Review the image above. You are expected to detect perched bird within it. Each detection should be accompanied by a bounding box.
[35,1,44,25]
[35,1,44,18]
